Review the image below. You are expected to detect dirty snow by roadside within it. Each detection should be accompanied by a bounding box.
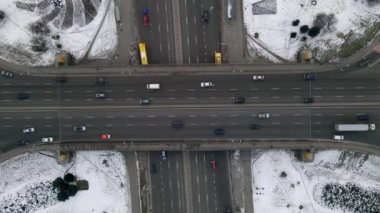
[243,0,380,61]
[0,151,131,213]
[252,150,380,213]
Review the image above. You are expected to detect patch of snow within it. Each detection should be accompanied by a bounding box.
[0,151,131,213]
[251,150,380,213]
[243,0,380,62]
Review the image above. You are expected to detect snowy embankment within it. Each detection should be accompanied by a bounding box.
[252,150,380,213]
[0,0,117,66]
[243,0,380,62]
[0,151,131,213]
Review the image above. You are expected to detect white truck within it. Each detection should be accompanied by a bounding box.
[334,124,376,132]
[146,83,160,90]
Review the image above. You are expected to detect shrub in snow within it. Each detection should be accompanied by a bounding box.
[280,171,287,178]
[292,19,300,26]
[64,173,75,183]
[367,0,380,6]
[254,32,259,38]
[57,43,62,49]
[67,185,78,196]
[30,21,50,35]
[31,36,49,52]
[57,191,69,201]
[53,177,65,190]
[313,13,337,32]
[300,25,309,33]
[290,32,297,38]
[308,27,320,37]
[0,11,4,21]
[51,0,64,9]
[301,36,307,42]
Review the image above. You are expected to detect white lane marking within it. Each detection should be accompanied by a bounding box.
[85,99,94,101]
[2,91,12,94]
[168,115,176,118]
[336,87,344,89]
[44,99,53,101]
[271,88,280,90]
[293,114,301,116]
[272,96,280,98]
[126,98,135,101]
[43,82,52,85]
[106,124,114,127]
[250,88,259,91]
[126,124,134,126]
[314,87,322,90]
[2,100,11,102]
[23,83,31,86]
[3,117,12,119]
[127,115,135,118]
[64,91,73,93]
[87,124,94,127]
[168,97,176,100]
[106,98,114,101]
[167,89,176,92]
[44,91,53,94]
[189,123,197,126]
[355,95,365,98]
[272,114,280,117]
[105,90,113,92]
[209,115,217,117]
[148,123,156,126]
[251,114,256,117]
[44,116,53,119]
[272,122,281,125]
[64,99,73,101]
[314,113,323,116]
[230,123,239,125]
[188,89,196,92]
[45,124,52,127]
[126,89,134,92]
[335,114,344,116]
[86,116,94,119]
[208,97,217,99]
[209,123,216,125]
[334,96,344,98]
[208,88,217,91]
[314,122,323,125]
[293,96,301,98]
[64,124,72,127]
[147,115,156,118]
[355,86,365,89]
[3,83,12,86]
[24,117,32,119]
[251,97,259,99]
[188,115,197,117]
[106,116,115,119]
[293,122,301,125]
[314,96,322,98]
[64,116,73,119]
[230,114,239,117]
[229,88,238,91]
[188,97,197,100]
[85,90,93,93]
[292,88,300,90]
[3,125,12,127]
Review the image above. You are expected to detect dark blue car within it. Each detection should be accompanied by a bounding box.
[358,114,369,121]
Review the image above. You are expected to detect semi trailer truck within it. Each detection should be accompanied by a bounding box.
[334,124,376,132]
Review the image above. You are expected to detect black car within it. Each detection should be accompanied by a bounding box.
[19,140,30,145]
[73,126,87,132]
[95,77,107,85]
[303,97,314,103]
[214,128,225,135]
[1,70,15,78]
[234,97,245,104]
[140,98,150,105]
[55,76,68,83]
[17,93,30,100]
[303,73,316,81]
[150,164,157,174]
[250,124,261,129]
[172,120,184,128]
[202,10,209,22]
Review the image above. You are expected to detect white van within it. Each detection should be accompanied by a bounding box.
[160,151,167,160]
[146,83,160,90]
[333,135,344,141]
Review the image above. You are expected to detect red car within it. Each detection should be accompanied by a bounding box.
[101,133,111,140]
[210,160,217,170]
[143,15,149,27]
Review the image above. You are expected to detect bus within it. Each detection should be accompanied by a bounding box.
[138,42,148,65]
[215,52,222,64]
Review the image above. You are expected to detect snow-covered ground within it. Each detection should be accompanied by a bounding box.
[243,0,380,62]
[0,151,131,213]
[0,0,117,66]
[252,150,380,213]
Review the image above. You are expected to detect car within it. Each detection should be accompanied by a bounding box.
[359,59,370,68]
[358,114,369,121]
[17,93,30,100]
[1,70,15,78]
[200,82,214,88]
[96,92,106,99]
[252,75,264,80]
[101,133,111,140]
[172,120,183,128]
[42,137,54,143]
[202,10,209,22]
[333,135,344,141]
[140,98,151,105]
[95,77,107,85]
[73,126,87,132]
[143,7,149,15]
[303,73,316,80]
[160,151,167,160]
[55,77,67,83]
[303,97,314,103]
[233,97,245,104]
[22,127,35,134]
[19,139,30,145]
[258,113,270,119]
[225,207,233,213]
[250,124,261,129]
[214,128,225,135]
[143,15,149,27]
[150,163,157,174]
[210,160,217,170]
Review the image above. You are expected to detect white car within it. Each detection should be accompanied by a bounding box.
[22,127,35,134]
[333,135,344,141]
[200,82,214,88]
[252,75,264,80]
[258,113,270,119]
[42,137,54,143]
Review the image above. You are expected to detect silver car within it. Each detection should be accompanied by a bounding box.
[42,137,54,143]
[258,113,270,119]
[22,127,35,134]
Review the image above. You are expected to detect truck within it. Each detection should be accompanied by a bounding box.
[334,124,376,132]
